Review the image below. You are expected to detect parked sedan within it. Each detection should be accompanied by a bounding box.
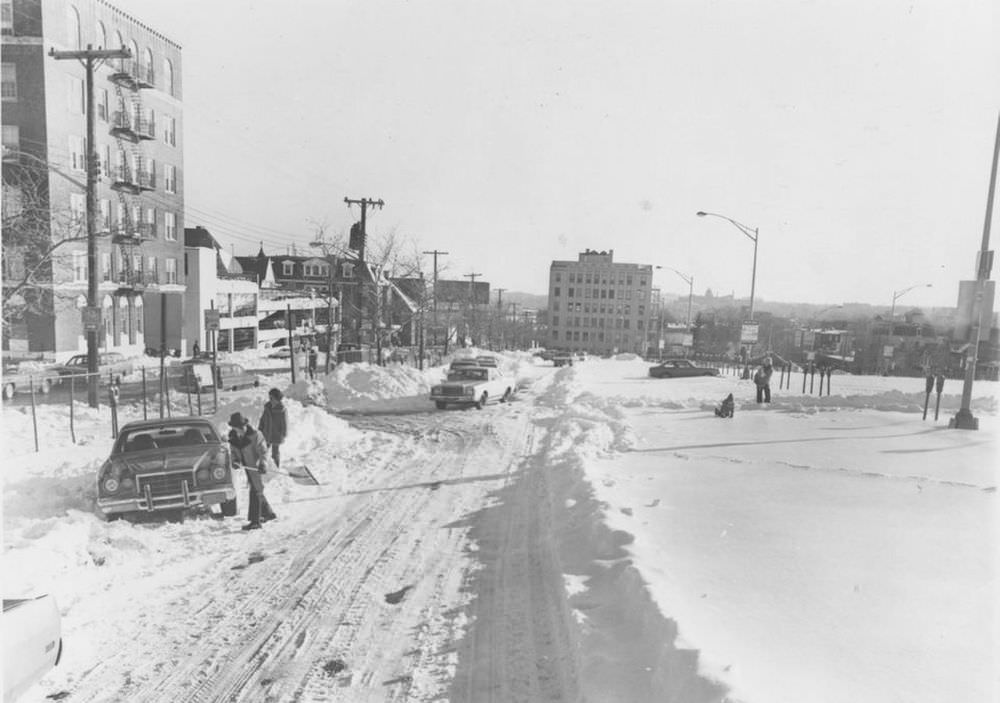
[2,365,62,399]
[3,594,62,702]
[648,359,721,378]
[52,352,134,384]
[96,417,238,520]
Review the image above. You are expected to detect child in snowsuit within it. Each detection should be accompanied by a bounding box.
[715,393,735,418]
[258,388,288,468]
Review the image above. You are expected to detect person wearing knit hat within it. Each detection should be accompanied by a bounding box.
[228,411,277,530]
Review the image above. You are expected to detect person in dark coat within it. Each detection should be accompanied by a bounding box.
[257,387,288,468]
[715,393,735,418]
[753,357,774,404]
[308,345,318,379]
[228,412,277,530]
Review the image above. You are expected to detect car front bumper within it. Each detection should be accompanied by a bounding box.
[97,486,236,515]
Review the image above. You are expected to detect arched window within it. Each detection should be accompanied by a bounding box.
[112,30,125,70]
[66,5,81,48]
[162,58,174,96]
[143,47,153,84]
[128,39,138,75]
[95,21,106,49]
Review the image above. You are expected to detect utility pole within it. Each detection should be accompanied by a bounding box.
[50,45,130,408]
[495,289,506,349]
[345,197,384,352]
[952,111,999,430]
[422,249,449,349]
[464,272,481,347]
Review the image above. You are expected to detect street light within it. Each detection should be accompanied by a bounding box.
[890,283,933,320]
[696,211,759,320]
[655,266,694,327]
[698,210,759,377]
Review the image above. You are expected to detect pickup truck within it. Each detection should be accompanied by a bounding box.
[3,595,62,701]
[431,366,514,409]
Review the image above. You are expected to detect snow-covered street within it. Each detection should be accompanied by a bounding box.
[2,354,996,702]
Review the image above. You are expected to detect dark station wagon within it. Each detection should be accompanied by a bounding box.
[96,417,238,519]
[648,359,721,379]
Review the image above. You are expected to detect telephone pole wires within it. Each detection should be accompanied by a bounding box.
[50,44,130,408]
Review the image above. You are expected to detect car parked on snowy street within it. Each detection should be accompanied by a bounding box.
[3,594,62,702]
[431,365,514,409]
[96,417,238,520]
[648,358,721,378]
[52,351,134,385]
[2,365,62,399]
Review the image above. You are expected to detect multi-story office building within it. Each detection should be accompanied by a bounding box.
[547,249,654,355]
[2,0,184,357]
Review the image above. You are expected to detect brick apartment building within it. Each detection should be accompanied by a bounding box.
[2,0,184,358]
[547,249,654,355]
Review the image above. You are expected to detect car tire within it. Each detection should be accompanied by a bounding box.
[501,388,511,403]
[476,392,487,410]
[435,401,447,410]
[41,378,53,394]
[2,383,14,400]
[221,497,238,517]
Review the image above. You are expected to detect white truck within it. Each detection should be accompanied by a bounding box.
[430,366,514,409]
[3,595,62,701]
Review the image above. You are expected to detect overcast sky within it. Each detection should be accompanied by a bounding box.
[114,0,998,309]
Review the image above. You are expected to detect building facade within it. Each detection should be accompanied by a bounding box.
[2,0,183,358]
[547,249,654,355]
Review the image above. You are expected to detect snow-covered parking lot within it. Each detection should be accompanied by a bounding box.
[2,353,996,702]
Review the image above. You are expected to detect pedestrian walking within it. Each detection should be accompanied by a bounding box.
[228,412,277,530]
[754,356,774,404]
[258,387,288,468]
[308,345,318,379]
[192,339,200,357]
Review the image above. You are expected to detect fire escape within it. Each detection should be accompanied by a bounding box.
[107,54,155,295]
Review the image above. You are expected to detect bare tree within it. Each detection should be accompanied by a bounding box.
[2,157,89,342]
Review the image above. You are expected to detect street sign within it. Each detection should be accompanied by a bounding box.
[204,309,221,331]
[740,321,759,343]
[883,345,894,358]
[82,306,101,331]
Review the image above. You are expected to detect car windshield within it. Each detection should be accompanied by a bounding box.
[66,356,87,366]
[448,368,487,381]
[117,423,219,453]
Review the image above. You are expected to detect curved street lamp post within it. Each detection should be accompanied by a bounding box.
[697,211,759,377]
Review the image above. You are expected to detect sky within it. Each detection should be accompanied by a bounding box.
[112,0,999,308]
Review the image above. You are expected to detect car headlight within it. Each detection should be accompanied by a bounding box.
[211,466,227,481]
[465,387,474,396]
[103,477,120,493]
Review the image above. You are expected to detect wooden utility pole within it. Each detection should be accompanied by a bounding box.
[495,288,506,349]
[345,197,384,348]
[422,249,449,348]
[464,272,482,347]
[50,44,130,407]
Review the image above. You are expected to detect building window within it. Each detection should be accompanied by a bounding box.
[101,252,112,281]
[69,192,85,229]
[73,251,87,282]
[164,211,176,240]
[70,136,87,172]
[147,256,158,283]
[68,76,84,114]
[2,63,16,100]
[341,262,354,278]
[1,123,18,152]
[164,164,176,193]
[553,286,560,297]
[163,58,174,96]
[66,5,81,48]
[283,261,294,276]
[143,47,154,85]
[554,273,561,282]
[1,1,12,35]
[99,199,110,231]
[163,115,176,146]
[95,20,106,48]
[97,87,109,121]
[165,257,177,284]
[552,315,559,327]
[568,287,574,297]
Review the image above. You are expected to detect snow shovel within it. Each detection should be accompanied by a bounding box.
[237,463,322,486]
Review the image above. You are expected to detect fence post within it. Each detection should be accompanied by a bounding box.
[141,367,148,420]
[185,366,193,415]
[923,375,933,420]
[29,377,39,453]
[109,385,120,438]
[802,365,808,393]
[69,375,76,444]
